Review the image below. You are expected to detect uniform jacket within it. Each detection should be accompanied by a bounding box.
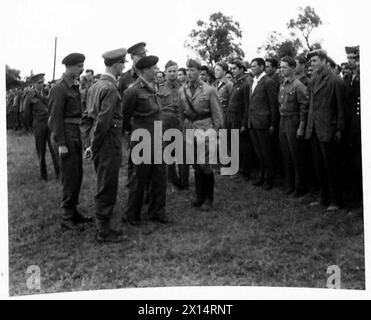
[23,89,49,127]
[344,72,361,146]
[158,79,183,130]
[305,68,346,142]
[244,74,279,130]
[48,73,82,147]
[118,67,139,96]
[122,77,162,133]
[278,76,308,122]
[213,77,233,110]
[80,74,123,154]
[179,80,223,131]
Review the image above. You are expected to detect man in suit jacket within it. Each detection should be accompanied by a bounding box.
[305,49,346,211]
[242,58,279,190]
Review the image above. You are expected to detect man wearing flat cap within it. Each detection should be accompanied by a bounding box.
[80,48,127,243]
[158,60,189,189]
[343,45,362,210]
[305,49,346,212]
[49,52,93,230]
[121,55,169,225]
[24,73,60,182]
[179,58,223,211]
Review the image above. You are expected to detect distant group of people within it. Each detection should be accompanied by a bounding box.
[6,41,362,244]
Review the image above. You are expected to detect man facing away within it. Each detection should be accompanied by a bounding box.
[80,48,128,243]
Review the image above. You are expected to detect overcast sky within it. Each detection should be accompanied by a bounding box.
[1,0,369,81]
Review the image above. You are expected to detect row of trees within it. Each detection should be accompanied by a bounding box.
[186,6,323,65]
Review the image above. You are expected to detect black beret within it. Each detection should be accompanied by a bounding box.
[186,59,202,70]
[345,46,359,58]
[62,53,85,66]
[127,42,146,55]
[307,49,328,61]
[30,73,45,83]
[102,48,128,65]
[165,60,178,69]
[135,55,159,70]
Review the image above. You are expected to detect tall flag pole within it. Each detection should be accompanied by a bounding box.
[53,37,57,81]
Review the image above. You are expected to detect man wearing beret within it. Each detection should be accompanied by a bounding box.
[305,49,346,212]
[80,49,128,243]
[179,59,223,211]
[343,45,362,212]
[158,60,189,189]
[24,73,60,182]
[122,55,169,225]
[48,52,93,230]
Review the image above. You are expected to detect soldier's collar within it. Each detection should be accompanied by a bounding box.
[139,75,157,93]
[62,73,79,88]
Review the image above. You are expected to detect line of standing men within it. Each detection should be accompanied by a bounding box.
[43,42,361,243]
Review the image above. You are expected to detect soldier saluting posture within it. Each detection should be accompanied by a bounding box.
[80,48,128,243]
[24,73,60,182]
[48,53,93,230]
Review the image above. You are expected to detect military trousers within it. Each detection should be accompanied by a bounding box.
[58,123,83,218]
[309,128,342,206]
[279,116,306,192]
[34,122,60,180]
[93,129,122,227]
[125,163,167,221]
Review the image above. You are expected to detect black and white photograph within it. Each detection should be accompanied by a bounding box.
[1,0,369,298]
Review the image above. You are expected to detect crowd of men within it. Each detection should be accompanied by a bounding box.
[6,41,362,244]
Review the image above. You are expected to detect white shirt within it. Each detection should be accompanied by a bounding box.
[251,71,266,93]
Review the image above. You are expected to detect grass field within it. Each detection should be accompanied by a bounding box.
[7,130,365,296]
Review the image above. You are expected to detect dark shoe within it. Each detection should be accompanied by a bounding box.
[96,229,123,244]
[192,171,205,207]
[121,216,142,226]
[61,218,84,231]
[292,189,308,198]
[263,183,273,191]
[253,179,264,186]
[149,216,170,224]
[284,188,295,195]
[202,199,214,212]
[73,210,93,224]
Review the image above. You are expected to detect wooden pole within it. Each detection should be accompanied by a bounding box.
[53,37,57,80]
